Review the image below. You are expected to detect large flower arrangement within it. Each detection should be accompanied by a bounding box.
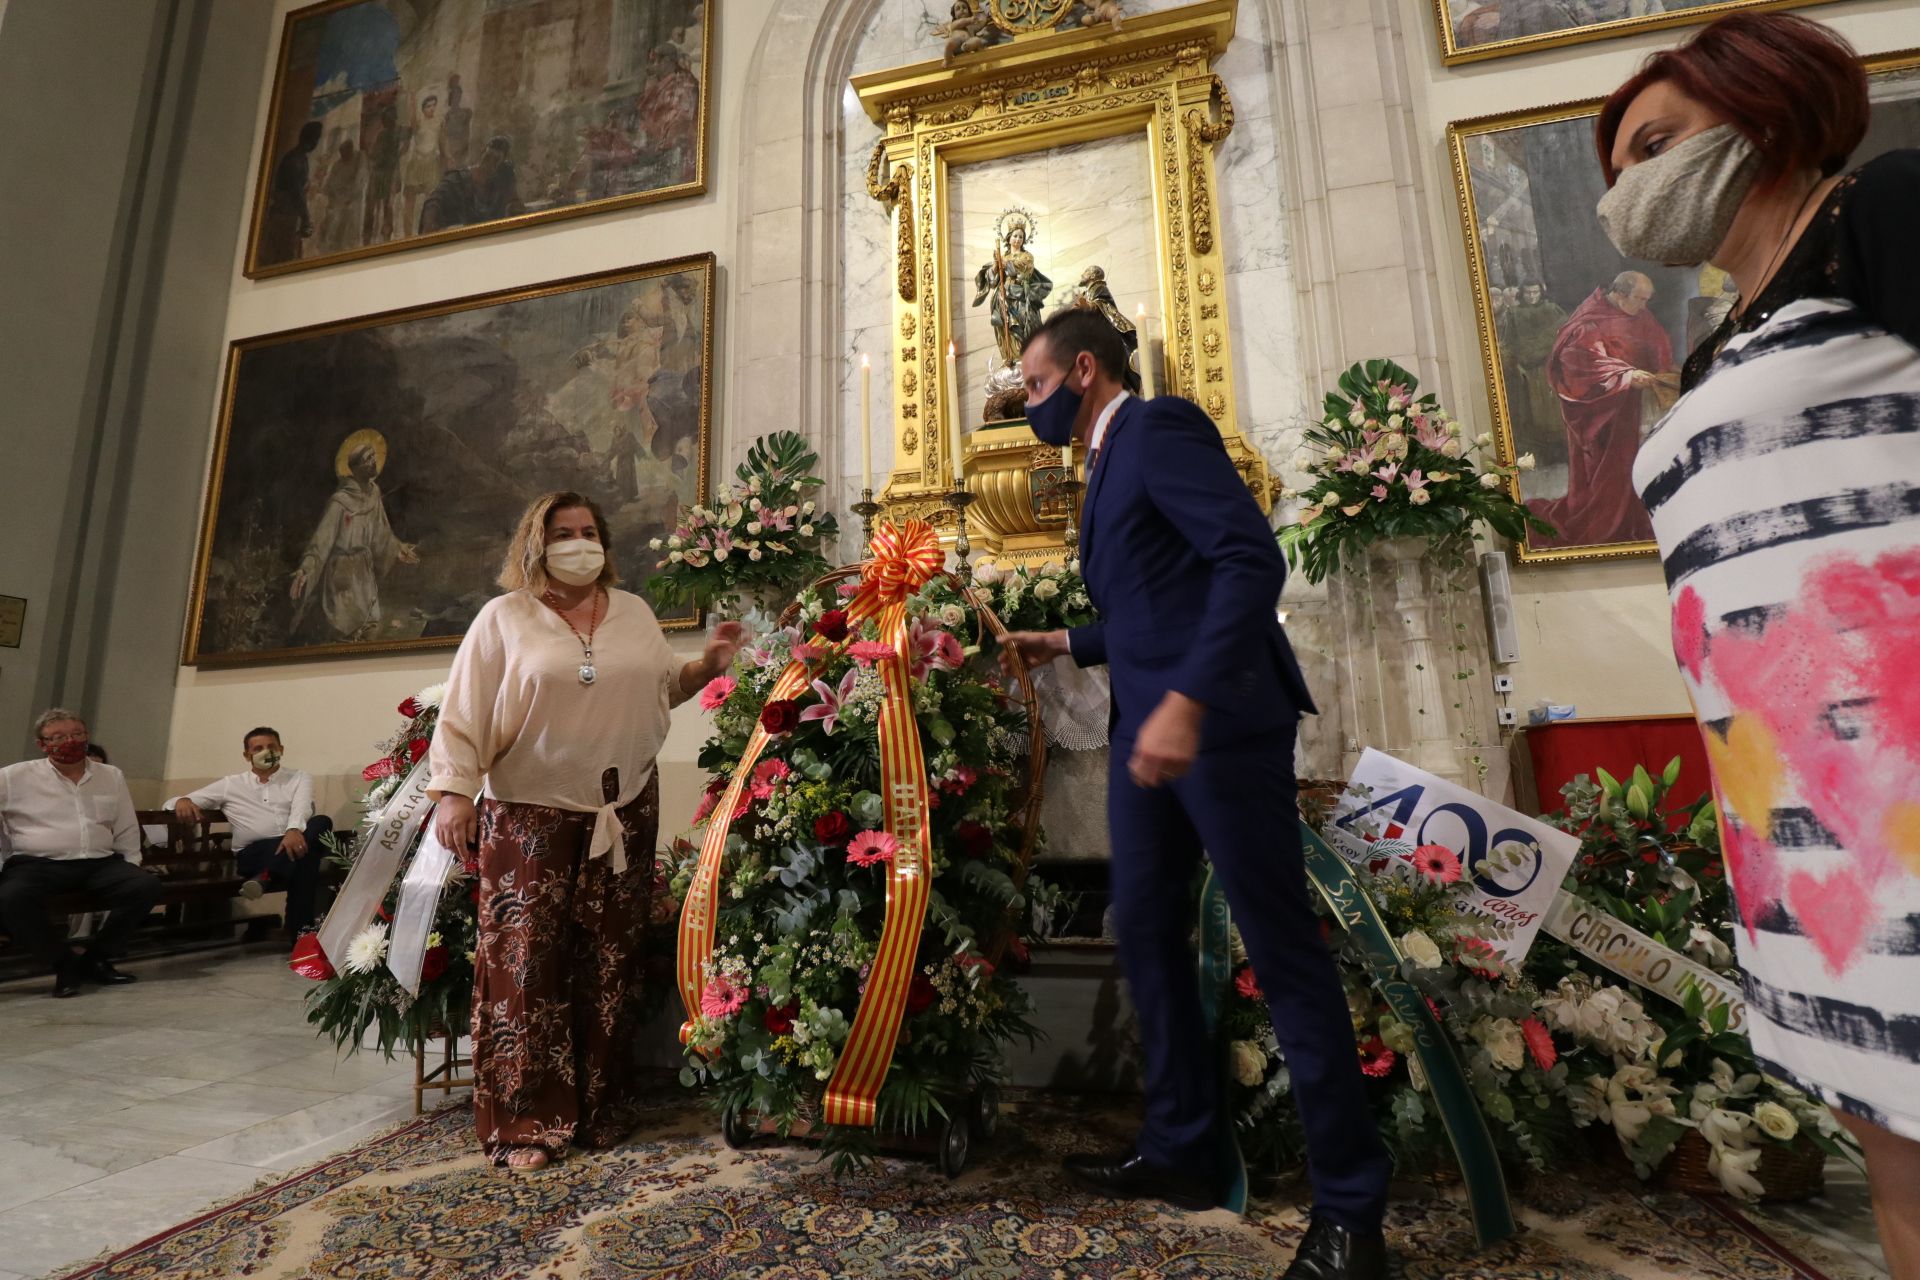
[1226,788,1570,1181]
[291,686,478,1057]
[670,567,1053,1161]
[646,432,840,618]
[1526,761,1859,1197]
[1277,360,1553,583]
[970,559,1095,633]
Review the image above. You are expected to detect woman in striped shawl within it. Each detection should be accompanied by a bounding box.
[1600,14,1920,1274]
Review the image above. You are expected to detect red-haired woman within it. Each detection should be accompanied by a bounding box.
[1609,14,1920,1272]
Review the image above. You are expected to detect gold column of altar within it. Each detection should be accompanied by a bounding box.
[853,0,1270,565]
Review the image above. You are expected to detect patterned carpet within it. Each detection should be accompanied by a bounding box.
[49,1091,1875,1280]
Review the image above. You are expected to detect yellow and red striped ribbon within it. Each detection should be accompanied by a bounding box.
[677,521,946,1132]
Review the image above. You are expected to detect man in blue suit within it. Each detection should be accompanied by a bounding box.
[1002,309,1391,1280]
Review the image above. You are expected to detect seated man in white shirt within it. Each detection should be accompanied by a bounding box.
[0,709,164,998]
[172,726,330,946]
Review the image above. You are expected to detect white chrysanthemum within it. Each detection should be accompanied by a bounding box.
[426,931,443,949]
[414,683,446,709]
[344,924,390,974]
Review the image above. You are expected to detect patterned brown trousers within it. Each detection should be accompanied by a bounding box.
[471,768,658,1163]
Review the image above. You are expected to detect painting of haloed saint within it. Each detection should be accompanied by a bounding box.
[1448,53,1920,563]
[184,256,713,665]
[245,0,709,278]
[1435,0,1842,64]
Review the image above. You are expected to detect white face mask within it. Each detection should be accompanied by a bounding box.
[545,538,606,587]
[250,747,282,772]
[1596,124,1760,267]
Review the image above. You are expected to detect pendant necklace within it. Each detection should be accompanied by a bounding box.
[544,587,604,685]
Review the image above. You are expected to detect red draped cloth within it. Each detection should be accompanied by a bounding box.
[1528,288,1673,548]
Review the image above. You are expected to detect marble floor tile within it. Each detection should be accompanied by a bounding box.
[0,1267,27,1280]
[0,1134,117,1213]
[122,1031,322,1082]
[0,1021,119,1061]
[230,1044,415,1094]
[0,1075,211,1138]
[179,1091,415,1169]
[0,1153,265,1277]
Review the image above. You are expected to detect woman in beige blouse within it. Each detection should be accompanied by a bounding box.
[429,491,741,1170]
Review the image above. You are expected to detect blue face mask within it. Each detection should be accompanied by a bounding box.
[1026,368,1084,446]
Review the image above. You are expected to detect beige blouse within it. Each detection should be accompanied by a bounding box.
[427,588,690,869]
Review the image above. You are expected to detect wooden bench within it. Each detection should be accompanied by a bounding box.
[0,809,286,973]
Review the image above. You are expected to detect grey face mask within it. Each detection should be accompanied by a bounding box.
[1596,125,1760,267]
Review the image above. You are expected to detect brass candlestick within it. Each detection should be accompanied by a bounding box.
[1057,474,1085,575]
[945,486,977,583]
[851,488,882,546]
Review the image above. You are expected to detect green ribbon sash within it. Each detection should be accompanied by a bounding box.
[1198,823,1518,1247]
[1196,864,1250,1213]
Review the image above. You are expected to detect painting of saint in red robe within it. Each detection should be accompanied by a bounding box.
[1527,272,1676,549]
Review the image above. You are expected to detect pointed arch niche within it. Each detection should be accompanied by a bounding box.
[727,0,1495,784]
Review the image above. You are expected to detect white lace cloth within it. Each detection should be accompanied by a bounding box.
[1029,661,1112,751]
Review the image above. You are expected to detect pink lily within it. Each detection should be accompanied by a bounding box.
[1372,461,1400,485]
[762,508,795,532]
[799,666,859,734]
[1404,469,1429,493]
[908,618,965,679]
[1372,484,1389,501]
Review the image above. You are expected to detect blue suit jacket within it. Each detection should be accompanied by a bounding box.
[1066,394,1317,745]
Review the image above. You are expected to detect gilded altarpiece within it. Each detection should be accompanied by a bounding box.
[852,0,1268,562]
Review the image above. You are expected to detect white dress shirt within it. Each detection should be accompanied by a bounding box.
[172,768,315,848]
[0,759,141,863]
[1087,388,1131,458]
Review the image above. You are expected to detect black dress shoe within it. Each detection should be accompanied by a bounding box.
[53,963,84,999]
[1281,1214,1389,1280]
[1063,1150,1217,1211]
[86,958,138,984]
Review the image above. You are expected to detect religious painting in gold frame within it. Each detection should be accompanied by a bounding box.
[183,254,715,667]
[1446,47,1920,565]
[1431,0,1846,67]
[851,0,1266,564]
[243,0,711,279]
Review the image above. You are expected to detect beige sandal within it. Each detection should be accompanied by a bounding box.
[502,1146,551,1172]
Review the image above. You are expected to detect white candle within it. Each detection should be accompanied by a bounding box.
[859,353,872,491]
[1136,303,1155,399]
[1062,438,1074,475]
[947,341,964,484]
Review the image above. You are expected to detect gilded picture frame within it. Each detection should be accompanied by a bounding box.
[242,0,712,279]
[1430,0,1847,66]
[184,254,716,666]
[1447,47,1920,564]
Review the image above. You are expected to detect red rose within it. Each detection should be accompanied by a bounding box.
[1006,937,1031,971]
[408,737,431,763]
[814,610,850,643]
[1640,852,1659,864]
[764,1002,797,1034]
[907,974,938,1015]
[398,696,423,718]
[955,821,994,860]
[814,811,852,845]
[362,757,396,782]
[760,699,801,734]
[419,945,449,982]
[288,934,335,980]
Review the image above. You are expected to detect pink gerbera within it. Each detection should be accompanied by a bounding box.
[850,640,896,666]
[1234,967,1261,1000]
[1412,843,1462,884]
[846,829,899,868]
[1521,1016,1558,1072]
[751,758,791,800]
[837,581,862,599]
[1358,1036,1397,1078]
[699,974,748,1020]
[791,641,828,664]
[698,676,737,712]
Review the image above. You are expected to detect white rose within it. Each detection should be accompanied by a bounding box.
[714,548,729,561]
[973,561,1005,586]
[1474,1016,1526,1072]
[670,551,685,563]
[800,524,816,537]
[1477,432,1494,446]
[1440,439,1463,458]
[749,549,763,561]
[1040,561,1064,575]
[749,498,762,511]
[1229,1039,1268,1087]
[1387,414,1404,431]
[649,537,663,550]
[1478,473,1501,490]
[1348,407,1367,426]
[940,603,966,627]
[668,535,683,549]
[1753,1101,1799,1142]
[1408,488,1432,505]
[803,501,816,515]
[1449,421,1464,437]
[747,522,763,535]
[1399,929,1443,969]
[1516,453,1537,471]
[1034,579,1061,600]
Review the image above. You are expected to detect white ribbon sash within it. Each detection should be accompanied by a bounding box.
[387,828,458,996]
[1541,891,1748,1033]
[316,758,436,972]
